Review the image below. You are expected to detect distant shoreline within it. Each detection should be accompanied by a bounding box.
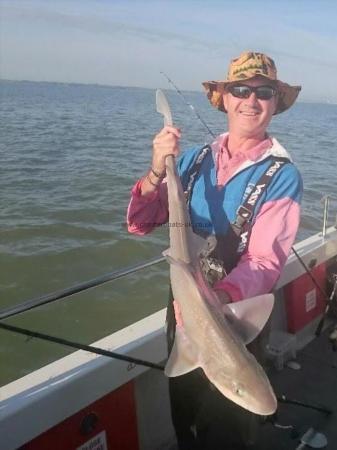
[0,78,190,94]
[1,78,334,106]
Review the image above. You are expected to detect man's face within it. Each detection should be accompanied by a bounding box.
[223,77,278,140]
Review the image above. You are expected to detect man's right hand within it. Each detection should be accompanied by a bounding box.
[140,126,181,195]
[151,126,181,175]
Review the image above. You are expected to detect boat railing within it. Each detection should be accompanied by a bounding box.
[322,195,330,238]
[321,195,337,237]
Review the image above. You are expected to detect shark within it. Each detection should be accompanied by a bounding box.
[156,89,277,416]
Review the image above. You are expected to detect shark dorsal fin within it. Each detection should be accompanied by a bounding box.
[224,294,274,345]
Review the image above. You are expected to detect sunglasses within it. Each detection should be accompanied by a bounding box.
[227,85,277,100]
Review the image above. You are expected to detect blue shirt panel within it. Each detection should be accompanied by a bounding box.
[177,146,302,237]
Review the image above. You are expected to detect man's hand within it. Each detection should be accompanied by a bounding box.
[152,125,181,174]
[141,126,181,195]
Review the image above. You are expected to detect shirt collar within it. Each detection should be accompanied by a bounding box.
[219,133,273,163]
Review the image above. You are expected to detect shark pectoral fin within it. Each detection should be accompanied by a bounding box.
[225,294,274,345]
[164,327,199,377]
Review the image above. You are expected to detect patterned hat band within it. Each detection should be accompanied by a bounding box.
[202,51,301,115]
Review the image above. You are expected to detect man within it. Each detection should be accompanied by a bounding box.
[127,51,303,449]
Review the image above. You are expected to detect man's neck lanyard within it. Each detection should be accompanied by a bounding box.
[183,144,290,255]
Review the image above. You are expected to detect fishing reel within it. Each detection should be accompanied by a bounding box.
[199,235,227,287]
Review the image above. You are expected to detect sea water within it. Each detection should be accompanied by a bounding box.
[0,80,336,384]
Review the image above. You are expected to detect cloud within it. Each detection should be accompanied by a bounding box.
[1,2,227,54]
[1,0,337,102]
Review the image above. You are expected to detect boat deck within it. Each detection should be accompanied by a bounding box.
[253,323,337,449]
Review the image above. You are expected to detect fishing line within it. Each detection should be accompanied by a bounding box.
[0,322,165,371]
[158,76,331,324]
[291,247,328,299]
[160,71,216,138]
[164,75,337,335]
[291,246,335,336]
[160,74,333,333]
[159,76,333,330]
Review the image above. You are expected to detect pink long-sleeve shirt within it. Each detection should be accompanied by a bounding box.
[127,134,302,301]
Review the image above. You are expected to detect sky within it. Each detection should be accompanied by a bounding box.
[1,0,337,103]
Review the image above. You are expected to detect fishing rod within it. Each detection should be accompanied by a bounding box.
[0,321,165,371]
[277,394,332,416]
[0,255,165,320]
[0,258,167,370]
[0,258,168,370]
[160,71,216,138]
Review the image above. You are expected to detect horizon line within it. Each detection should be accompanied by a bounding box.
[1,78,335,106]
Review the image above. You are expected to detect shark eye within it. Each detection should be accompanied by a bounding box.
[236,387,244,397]
[233,382,244,397]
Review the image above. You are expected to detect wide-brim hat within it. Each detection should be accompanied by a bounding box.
[202,51,301,115]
